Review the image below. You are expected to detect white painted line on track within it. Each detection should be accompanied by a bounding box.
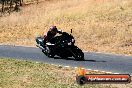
[106,72,112,74]
[114,73,120,74]
[64,66,70,68]
[94,70,99,72]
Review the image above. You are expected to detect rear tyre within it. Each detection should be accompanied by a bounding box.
[72,46,84,61]
[60,55,68,59]
[75,53,84,61]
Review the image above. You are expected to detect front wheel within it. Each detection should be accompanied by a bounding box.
[42,47,55,58]
[47,54,55,58]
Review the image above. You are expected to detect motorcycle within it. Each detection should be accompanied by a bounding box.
[35,30,84,61]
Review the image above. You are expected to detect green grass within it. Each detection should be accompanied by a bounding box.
[1,58,131,88]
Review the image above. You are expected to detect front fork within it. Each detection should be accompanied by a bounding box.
[36,37,45,47]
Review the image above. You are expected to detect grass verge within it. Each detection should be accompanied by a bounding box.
[0,58,132,88]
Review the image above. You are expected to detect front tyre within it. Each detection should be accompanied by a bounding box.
[47,54,55,58]
[42,47,55,58]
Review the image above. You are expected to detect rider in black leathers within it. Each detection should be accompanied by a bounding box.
[43,26,62,45]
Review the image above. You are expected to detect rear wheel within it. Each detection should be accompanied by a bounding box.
[72,46,84,61]
[75,53,84,61]
[60,55,68,59]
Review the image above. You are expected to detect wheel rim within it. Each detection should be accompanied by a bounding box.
[76,54,84,60]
